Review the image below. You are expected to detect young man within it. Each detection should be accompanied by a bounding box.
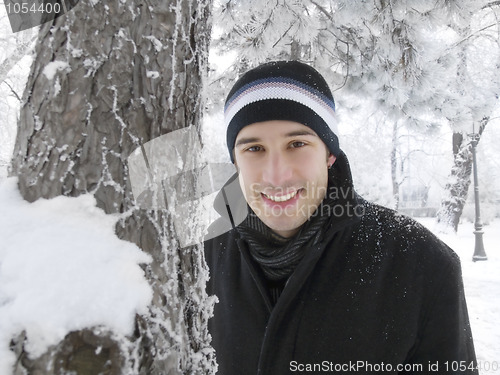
[204,61,477,374]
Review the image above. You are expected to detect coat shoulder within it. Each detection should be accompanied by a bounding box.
[357,201,461,270]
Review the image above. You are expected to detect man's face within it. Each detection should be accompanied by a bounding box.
[234,120,336,238]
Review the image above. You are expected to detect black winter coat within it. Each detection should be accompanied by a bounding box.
[204,153,477,375]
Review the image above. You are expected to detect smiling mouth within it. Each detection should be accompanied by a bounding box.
[262,189,300,203]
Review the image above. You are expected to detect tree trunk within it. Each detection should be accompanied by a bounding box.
[437,120,487,232]
[391,121,400,210]
[10,0,215,374]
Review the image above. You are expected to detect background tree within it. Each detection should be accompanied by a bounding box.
[9,0,216,374]
[0,17,36,177]
[436,2,500,231]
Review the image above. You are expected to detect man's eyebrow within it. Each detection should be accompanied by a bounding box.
[235,130,317,147]
[284,130,317,138]
[235,137,261,147]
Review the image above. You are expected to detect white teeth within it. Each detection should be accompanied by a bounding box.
[264,190,298,202]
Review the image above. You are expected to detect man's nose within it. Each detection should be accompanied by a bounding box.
[262,151,293,187]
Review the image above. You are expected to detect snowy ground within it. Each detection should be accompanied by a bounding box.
[417,218,500,374]
[0,176,498,374]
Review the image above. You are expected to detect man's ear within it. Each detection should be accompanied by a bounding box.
[232,150,239,172]
[327,153,336,169]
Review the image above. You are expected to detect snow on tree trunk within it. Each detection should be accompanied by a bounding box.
[437,121,487,232]
[437,132,473,232]
[9,0,216,374]
[390,121,400,211]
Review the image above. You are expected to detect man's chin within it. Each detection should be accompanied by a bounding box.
[260,216,306,237]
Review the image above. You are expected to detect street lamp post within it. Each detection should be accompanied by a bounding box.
[469,132,487,262]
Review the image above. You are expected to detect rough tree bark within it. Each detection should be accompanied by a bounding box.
[9,0,215,374]
[437,119,487,232]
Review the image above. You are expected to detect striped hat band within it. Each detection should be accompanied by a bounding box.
[224,77,338,134]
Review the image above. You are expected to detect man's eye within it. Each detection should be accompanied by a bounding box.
[246,145,262,152]
[290,141,306,148]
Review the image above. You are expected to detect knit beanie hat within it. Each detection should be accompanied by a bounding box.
[224,60,339,163]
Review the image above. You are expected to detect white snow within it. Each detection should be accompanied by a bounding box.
[42,61,70,80]
[0,178,152,374]
[146,70,160,79]
[417,217,500,374]
[144,35,163,52]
